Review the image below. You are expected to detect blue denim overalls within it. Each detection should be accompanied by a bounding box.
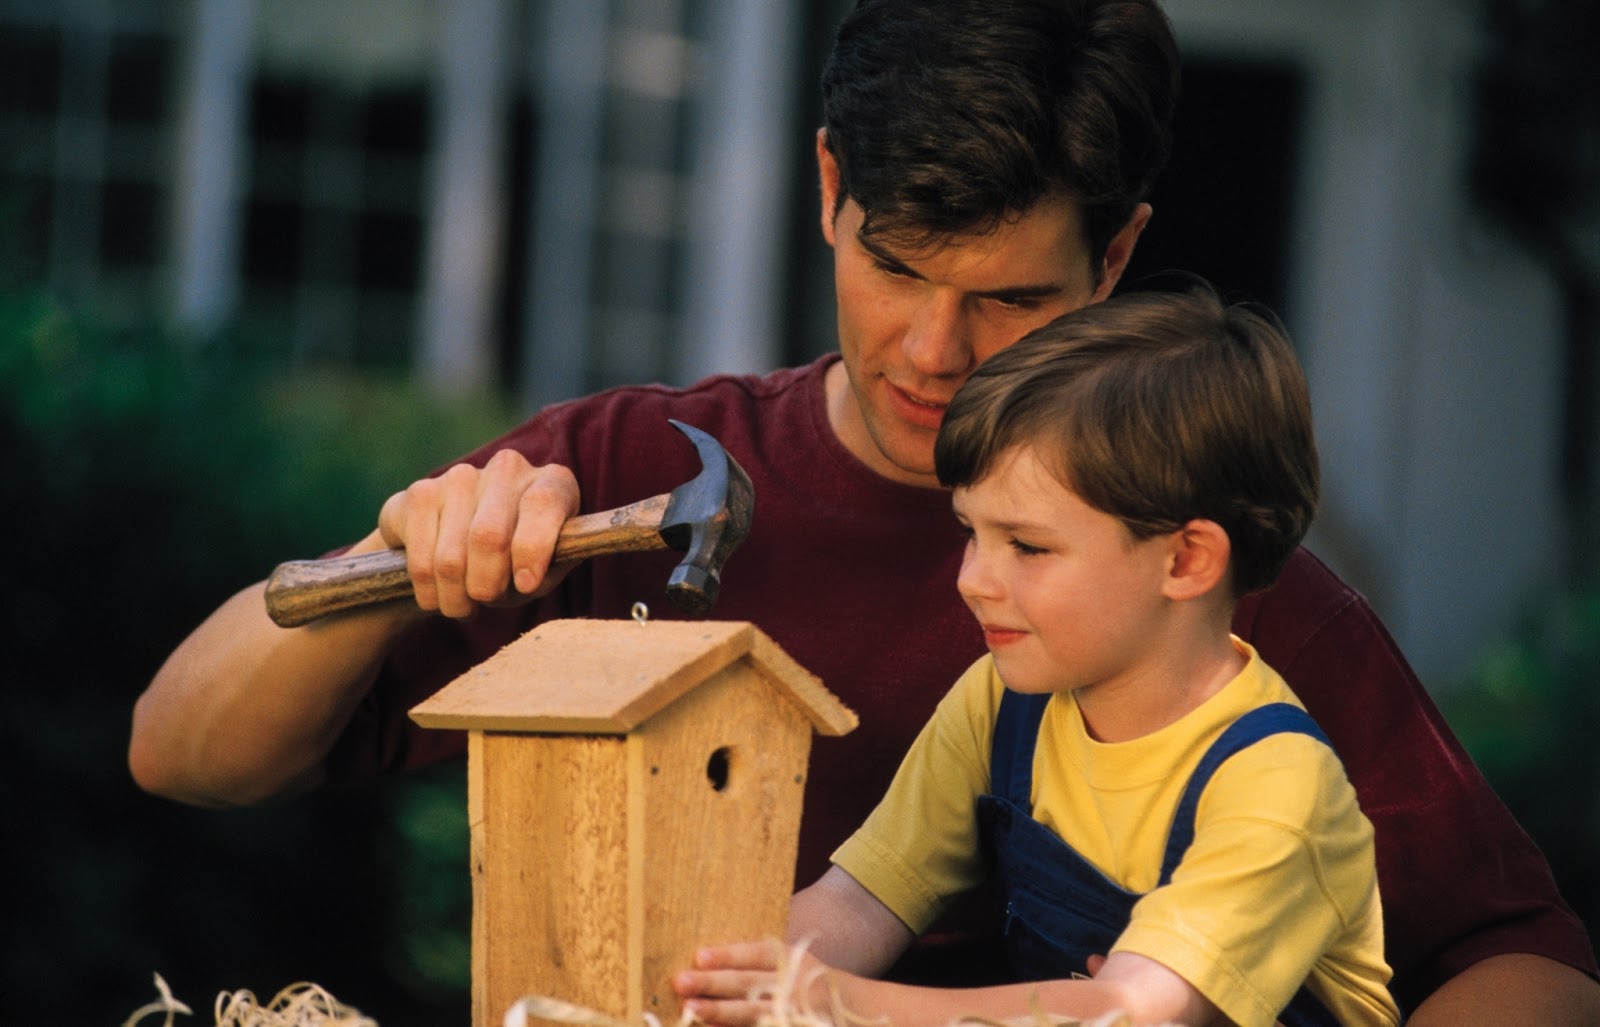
[977,693,1343,1026]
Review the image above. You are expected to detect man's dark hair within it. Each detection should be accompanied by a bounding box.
[820,0,1180,279]
[935,285,1320,596]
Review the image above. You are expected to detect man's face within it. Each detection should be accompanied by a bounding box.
[817,135,1147,488]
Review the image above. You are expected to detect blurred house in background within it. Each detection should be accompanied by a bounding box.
[1,0,1595,686]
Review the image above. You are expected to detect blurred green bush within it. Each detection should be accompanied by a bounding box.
[1440,587,1600,943]
[0,291,493,1025]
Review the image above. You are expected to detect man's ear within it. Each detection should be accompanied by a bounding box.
[1161,519,1232,602]
[817,128,841,248]
[1090,202,1152,302]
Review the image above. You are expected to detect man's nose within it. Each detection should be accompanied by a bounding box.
[902,291,975,378]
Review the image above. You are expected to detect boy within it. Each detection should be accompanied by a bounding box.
[675,287,1401,1027]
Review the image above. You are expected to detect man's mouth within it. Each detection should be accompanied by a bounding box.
[886,381,950,430]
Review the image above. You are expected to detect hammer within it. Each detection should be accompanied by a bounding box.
[263,420,754,627]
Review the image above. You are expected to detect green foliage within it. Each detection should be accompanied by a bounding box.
[381,763,472,999]
[1,290,503,1025]
[1442,588,1600,939]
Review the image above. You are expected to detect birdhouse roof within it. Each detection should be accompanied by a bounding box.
[408,619,857,737]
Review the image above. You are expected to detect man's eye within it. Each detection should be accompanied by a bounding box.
[991,294,1042,312]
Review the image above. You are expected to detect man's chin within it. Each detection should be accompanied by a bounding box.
[874,438,941,486]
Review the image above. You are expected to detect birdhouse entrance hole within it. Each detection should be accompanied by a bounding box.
[707,747,731,791]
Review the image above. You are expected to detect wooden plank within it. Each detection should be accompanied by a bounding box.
[631,663,811,1021]
[412,620,754,733]
[748,631,858,737]
[470,731,635,1027]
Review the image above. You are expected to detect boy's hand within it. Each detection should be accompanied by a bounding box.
[673,940,825,1027]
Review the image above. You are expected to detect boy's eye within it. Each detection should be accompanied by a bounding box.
[1009,537,1048,556]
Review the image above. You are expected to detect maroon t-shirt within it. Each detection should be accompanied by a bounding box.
[326,355,1596,1010]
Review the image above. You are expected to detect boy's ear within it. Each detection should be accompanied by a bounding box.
[1161,519,1232,602]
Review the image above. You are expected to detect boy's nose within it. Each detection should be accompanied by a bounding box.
[956,543,1002,602]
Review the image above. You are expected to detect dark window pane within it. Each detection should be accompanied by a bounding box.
[357,209,420,291]
[250,76,313,143]
[353,294,414,367]
[1122,59,1306,316]
[243,198,303,283]
[107,34,170,125]
[0,25,61,117]
[100,179,160,267]
[0,175,53,280]
[363,84,429,154]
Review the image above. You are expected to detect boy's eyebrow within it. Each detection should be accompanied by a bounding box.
[856,234,1068,300]
[951,498,1057,537]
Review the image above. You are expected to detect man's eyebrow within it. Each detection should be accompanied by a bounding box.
[856,233,1067,300]
[857,234,923,277]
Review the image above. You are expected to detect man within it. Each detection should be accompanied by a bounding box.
[130,1,1598,1021]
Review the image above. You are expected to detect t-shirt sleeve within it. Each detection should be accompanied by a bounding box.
[1236,548,1598,1007]
[830,657,999,934]
[1112,733,1396,1027]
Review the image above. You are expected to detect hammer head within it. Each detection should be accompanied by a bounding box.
[657,419,755,615]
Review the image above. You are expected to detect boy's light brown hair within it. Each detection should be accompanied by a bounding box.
[935,284,1319,596]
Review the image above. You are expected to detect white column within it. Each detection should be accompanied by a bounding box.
[520,0,609,407]
[172,0,255,341]
[419,0,509,395]
[678,0,803,383]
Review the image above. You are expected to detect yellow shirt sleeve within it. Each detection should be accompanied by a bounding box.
[1113,733,1397,1027]
[830,656,1002,933]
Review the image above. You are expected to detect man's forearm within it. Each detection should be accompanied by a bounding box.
[129,569,423,806]
[1406,954,1600,1026]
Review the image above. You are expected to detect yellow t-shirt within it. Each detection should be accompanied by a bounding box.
[832,640,1399,1027]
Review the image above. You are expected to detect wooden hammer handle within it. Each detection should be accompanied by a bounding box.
[264,493,672,627]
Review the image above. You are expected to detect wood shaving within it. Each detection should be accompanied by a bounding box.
[502,941,1168,1027]
[131,946,1171,1027]
[126,974,375,1027]
[124,973,193,1027]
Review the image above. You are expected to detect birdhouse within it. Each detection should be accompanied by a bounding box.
[409,618,857,1027]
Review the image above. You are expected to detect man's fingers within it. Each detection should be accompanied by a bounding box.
[430,462,487,618]
[463,450,536,603]
[392,475,445,612]
[376,490,408,551]
[511,464,580,596]
[373,452,581,619]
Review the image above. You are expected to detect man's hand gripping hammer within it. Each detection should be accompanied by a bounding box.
[263,420,754,626]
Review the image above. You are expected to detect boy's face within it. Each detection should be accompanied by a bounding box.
[816,134,1148,488]
[952,445,1176,697]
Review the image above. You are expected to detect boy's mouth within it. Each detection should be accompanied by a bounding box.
[981,625,1027,648]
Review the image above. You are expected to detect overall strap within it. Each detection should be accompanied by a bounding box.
[1158,702,1331,886]
[990,689,1052,807]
